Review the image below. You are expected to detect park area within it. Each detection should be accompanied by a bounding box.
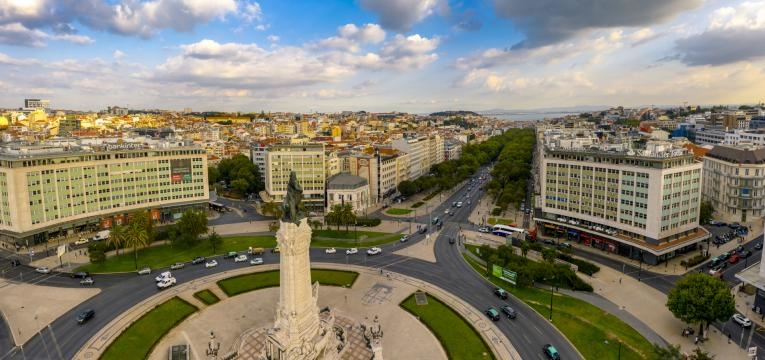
[217,269,359,297]
[385,208,413,215]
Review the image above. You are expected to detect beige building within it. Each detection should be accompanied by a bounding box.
[264,143,325,211]
[326,173,370,214]
[702,145,765,223]
[391,134,444,179]
[0,139,209,246]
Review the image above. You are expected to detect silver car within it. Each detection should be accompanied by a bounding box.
[732,313,752,327]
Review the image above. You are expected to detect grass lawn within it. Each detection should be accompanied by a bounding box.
[77,235,276,273]
[218,269,359,297]
[100,297,197,360]
[310,229,400,248]
[488,217,516,226]
[462,254,653,360]
[386,208,413,215]
[411,201,425,208]
[400,293,494,360]
[192,289,220,305]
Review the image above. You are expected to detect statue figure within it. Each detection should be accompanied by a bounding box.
[281,171,306,224]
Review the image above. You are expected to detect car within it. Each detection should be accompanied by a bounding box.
[708,220,721,226]
[543,344,561,360]
[250,257,264,266]
[73,238,89,246]
[366,247,382,256]
[467,200,471,205]
[718,252,731,261]
[35,267,51,274]
[419,226,428,234]
[452,202,457,207]
[432,217,440,225]
[234,254,248,263]
[449,210,455,216]
[500,305,517,319]
[557,242,572,250]
[346,248,359,255]
[729,254,740,264]
[494,288,508,300]
[731,222,742,230]
[76,309,95,324]
[9,259,20,267]
[205,259,218,268]
[449,237,456,245]
[732,313,753,327]
[170,262,186,270]
[478,227,490,233]
[72,271,90,279]
[155,271,172,282]
[456,202,463,208]
[272,247,281,253]
[325,247,337,254]
[542,239,556,246]
[157,277,177,289]
[709,257,722,267]
[485,307,500,321]
[224,251,238,259]
[400,235,409,243]
[80,277,94,285]
[191,256,206,265]
[756,242,763,250]
[739,250,752,258]
[248,247,265,255]
[445,209,450,215]
[709,266,725,277]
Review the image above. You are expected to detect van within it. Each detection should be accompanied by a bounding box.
[249,247,264,255]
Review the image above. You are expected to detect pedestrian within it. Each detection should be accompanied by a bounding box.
[694,336,698,345]
[619,277,622,284]
[727,332,731,343]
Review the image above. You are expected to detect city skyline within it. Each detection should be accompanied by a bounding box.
[0,0,763,112]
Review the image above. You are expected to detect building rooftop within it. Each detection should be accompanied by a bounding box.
[0,137,197,159]
[327,173,368,190]
[706,145,765,164]
[544,129,691,159]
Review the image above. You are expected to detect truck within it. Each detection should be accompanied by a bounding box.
[248,247,265,255]
[91,230,111,241]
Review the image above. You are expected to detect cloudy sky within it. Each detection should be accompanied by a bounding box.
[0,0,763,113]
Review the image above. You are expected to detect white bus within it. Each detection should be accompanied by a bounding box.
[492,224,525,237]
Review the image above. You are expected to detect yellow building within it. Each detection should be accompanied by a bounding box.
[331,126,342,139]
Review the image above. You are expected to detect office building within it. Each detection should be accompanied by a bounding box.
[0,138,209,246]
[326,173,370,214]
[702,145,765,222]
[263,143,325,211]
[24,99,50,110]
[536,130,709,264]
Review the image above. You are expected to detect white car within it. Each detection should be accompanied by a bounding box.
[456,202,463,208]
[155,271,172,282]
[156,277,177,289]
[80,277,95,286]
[74,238,89,246]
[234,254,248,263]
[205,259,218,268]
[445,209,450,214]
[366,247,382,256]
[346,248,359,255]
[325,247,337,254]
[732,313,753,327]
[478,227,490,233]
[35,267,50,274]
[249,257,264,266]
[400,235,409,242]
[137,267,151,275]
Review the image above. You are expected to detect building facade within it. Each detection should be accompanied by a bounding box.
[263,143,325,211]
[702,145,765,223]
[0,139,209,246]
[326,173,370,214]
[391,134,443,179]
[536,133,709,264]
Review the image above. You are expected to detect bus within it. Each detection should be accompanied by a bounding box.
[492,224,525,236]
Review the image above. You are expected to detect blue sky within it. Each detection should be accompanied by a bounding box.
[0,0,763,112]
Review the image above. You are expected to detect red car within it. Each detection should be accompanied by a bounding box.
[729,254,740,264]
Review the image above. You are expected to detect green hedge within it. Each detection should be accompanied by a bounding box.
[411,201,425,208]
[193,289,220,305]
[680,253,710,268]
[355,217,381,227]
[557,253,601,276]
[422,190,441,201]
[490,207,502,216]
[217,269,359,297]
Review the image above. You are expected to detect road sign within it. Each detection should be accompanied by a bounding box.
[492,264,517,285]
[748,347,757,357]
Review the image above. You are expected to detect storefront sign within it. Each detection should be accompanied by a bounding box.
[492,264,517,285]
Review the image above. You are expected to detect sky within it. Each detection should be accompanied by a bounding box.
[0,0,763,113]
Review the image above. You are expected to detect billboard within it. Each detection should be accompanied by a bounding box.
[492,264,517,285]
[170,159,192,183]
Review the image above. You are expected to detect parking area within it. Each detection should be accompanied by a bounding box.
[704,222,750,250]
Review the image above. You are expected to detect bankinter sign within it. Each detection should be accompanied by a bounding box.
[170,159,192,183]
[492,264,517,285]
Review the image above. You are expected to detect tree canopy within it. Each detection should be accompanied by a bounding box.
[169,210,209,248]
[212,154,264,197]
[486,128,536,210]
[699,201,714,225]
[666,273,735,335]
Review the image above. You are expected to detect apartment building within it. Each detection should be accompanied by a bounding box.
[702,145,765,223]
[443,139,462,161]
[0,138,209,246]
[391,134,443,179]
[536,130,709,265]
[263,143,325,211]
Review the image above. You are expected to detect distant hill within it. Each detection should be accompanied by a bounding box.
[429,110,480,117]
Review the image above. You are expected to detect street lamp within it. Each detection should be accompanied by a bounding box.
[544,277,554,320]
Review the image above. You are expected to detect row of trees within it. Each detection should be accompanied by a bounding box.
[208,154,264,197]
[397,129,515,197]
[486,128,536,210]
[325,203,357,231]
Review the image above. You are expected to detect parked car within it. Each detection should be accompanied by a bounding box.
[557,242,572,250]
[732,313,753,327]
[72,271,90,279]
[485,307,500,321]
[478,227,490,233]
[191,256,206,265]
[76,309,95,324]
[35,267,51,274]
[432,217,440,224]
[325,247,337,254]
[718,252,731,261]
[418,226,428,234]
[400,235,409,242]
[272,247,281,254]
[155,271,172,282]
[346,248,359,255]
[224,251,238,259]
[157,277,177,289]
[80,277,94,286]
[170,262,186,270]
[543,344,561,360]
[234,254,248,263]
[205,260,218,268]
[756,242,763,250]
[708,220,721,226]
[366,247,382,256]
[729,254,740,264]
[73,238,89,246]
[494,288,508,300]
[739,250,752,258]
[250,257,264,266]
[500,305,517,319]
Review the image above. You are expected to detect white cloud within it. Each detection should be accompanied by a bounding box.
[0,23,47,47]
[318,23,386,52]
[113,49,126,59]
[267,35,279,43]
[709,2,765,30]
[359,0,447,32]
[379,34,439,69]
[53,33,94,45]
[241,2,263,23]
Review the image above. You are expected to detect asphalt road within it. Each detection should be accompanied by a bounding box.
[1,165,582,360]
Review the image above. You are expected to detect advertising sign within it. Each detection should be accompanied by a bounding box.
[170,159,192,183]
[492,264,517,285]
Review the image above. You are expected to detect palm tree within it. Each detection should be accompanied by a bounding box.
[107,225,127,255]
[340,203,356,232]
[326,204,342,231]
[262,201,283,219]
[125,220,149,270]
[520,240,530,258]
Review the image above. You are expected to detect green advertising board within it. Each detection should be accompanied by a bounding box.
[492,264,517,285]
